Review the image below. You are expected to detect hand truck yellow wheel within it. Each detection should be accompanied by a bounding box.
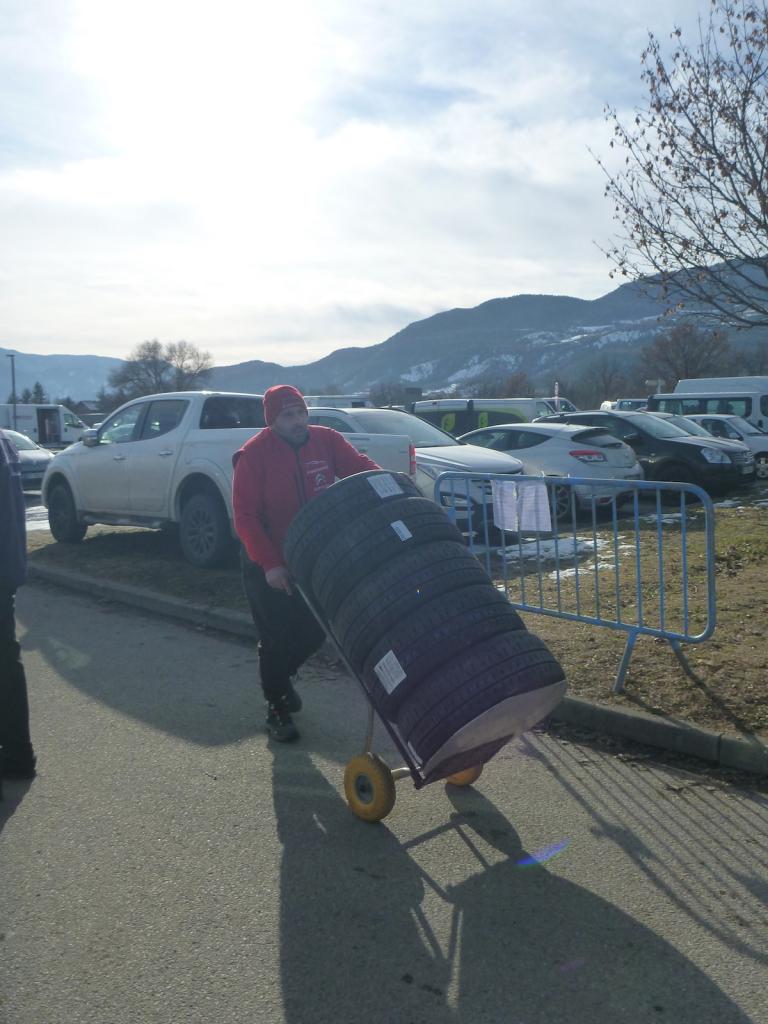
[344,753,397,822]
[445,764,484,787]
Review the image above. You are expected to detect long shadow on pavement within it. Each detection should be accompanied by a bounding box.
[271,745,751,1024]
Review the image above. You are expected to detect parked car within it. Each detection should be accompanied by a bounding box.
[410,396,578,434]
[41,391,415,568]
[534,409,747,494]
[457,422,644,519]
[306,407,525,527]
[600,398,648,412]
[684,414,768,479]
[644,412,755,479]
[2,429,56,491]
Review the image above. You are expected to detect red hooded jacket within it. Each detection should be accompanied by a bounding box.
[232,425,379,571]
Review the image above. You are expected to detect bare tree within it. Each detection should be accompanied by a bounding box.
[108,339,212,399]
[468,370,536,398]
[586,354,627,404]
[741,336,768,370]
[642,322,733,381]
[598,1,768,325]
[165,340,213,390]
[369,381,407,406]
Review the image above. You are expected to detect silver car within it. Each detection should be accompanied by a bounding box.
[4,429,56,491]
[684,414,768,478]
[458,422,644,519]
[305,406,524,524]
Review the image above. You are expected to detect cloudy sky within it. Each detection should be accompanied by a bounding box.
[1,0,707,367]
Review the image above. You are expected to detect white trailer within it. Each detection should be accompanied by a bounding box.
[0,404,86,448]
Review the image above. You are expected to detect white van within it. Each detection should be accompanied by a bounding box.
[411,397,577,435]
[0,403,86,447]
[646,385,768,430]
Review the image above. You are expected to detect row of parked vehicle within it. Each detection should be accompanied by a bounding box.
[7,387,767,569]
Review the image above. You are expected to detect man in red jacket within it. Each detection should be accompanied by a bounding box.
[233,385,379,741]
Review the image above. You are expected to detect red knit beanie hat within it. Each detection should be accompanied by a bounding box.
[264,385,308,426]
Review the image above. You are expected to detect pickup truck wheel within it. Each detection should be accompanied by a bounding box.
[180,491,231,568]
[755,454,768,479]
[47,482,87,543]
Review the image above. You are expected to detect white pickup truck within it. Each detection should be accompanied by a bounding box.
[41,391,415,567]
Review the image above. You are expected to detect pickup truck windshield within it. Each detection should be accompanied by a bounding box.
[347,409,460,447]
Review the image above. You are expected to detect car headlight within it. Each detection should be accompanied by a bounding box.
[699,447,730,464]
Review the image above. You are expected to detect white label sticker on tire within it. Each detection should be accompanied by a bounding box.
[390,519,412,541]
[367,474,402,499]
[373,650,407,693]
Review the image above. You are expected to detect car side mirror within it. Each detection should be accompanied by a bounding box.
[82,429,99,447]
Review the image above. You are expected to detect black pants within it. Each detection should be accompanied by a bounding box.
[240,553,326,703]
[0,587,34,763]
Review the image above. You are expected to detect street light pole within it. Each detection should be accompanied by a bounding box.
[6,353,17,429]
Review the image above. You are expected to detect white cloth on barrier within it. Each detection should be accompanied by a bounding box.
[491,480,552,533]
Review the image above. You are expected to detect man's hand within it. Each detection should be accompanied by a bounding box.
[265,566,293,594]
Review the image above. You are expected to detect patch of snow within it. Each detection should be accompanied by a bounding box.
[401,360,438,383]
[495,536,607,561]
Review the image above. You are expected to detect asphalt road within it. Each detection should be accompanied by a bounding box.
[2,583,767,1024]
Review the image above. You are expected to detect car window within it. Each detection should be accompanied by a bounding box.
[5,430,38,451]
[667,416,711,436]
[485,410,525,426]
[729,415,762,435]
[505,430,549,450]
[98,404,145,444]
[200,396,265,429]
[703,418,731,438]
[570,429,622,447]
[310,415,351,431]
[626,413,689,438]
[349,409,460,447]
[462,430,505,448]
[700,397,751,417]
[598,417,639,441]
[139,399,188,440]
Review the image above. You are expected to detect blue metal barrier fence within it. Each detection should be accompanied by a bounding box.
[434,473,717,693]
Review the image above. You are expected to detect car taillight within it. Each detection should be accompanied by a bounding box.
[409,443,417,475]
[569,449,606,463]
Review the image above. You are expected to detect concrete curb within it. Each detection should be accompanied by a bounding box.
[28,562,767,776]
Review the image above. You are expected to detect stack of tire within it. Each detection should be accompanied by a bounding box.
[284,470,566,784]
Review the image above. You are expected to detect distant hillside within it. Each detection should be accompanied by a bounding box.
[5,271,766,401]
[0,346,121,401]
[208,279,698,393]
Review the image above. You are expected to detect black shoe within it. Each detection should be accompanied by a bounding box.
[266,699,300,742]
[284,679,302,714]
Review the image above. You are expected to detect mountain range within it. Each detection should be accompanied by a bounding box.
[2,276,763,401]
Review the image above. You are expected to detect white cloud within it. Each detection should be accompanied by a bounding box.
[0,0,710,367]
